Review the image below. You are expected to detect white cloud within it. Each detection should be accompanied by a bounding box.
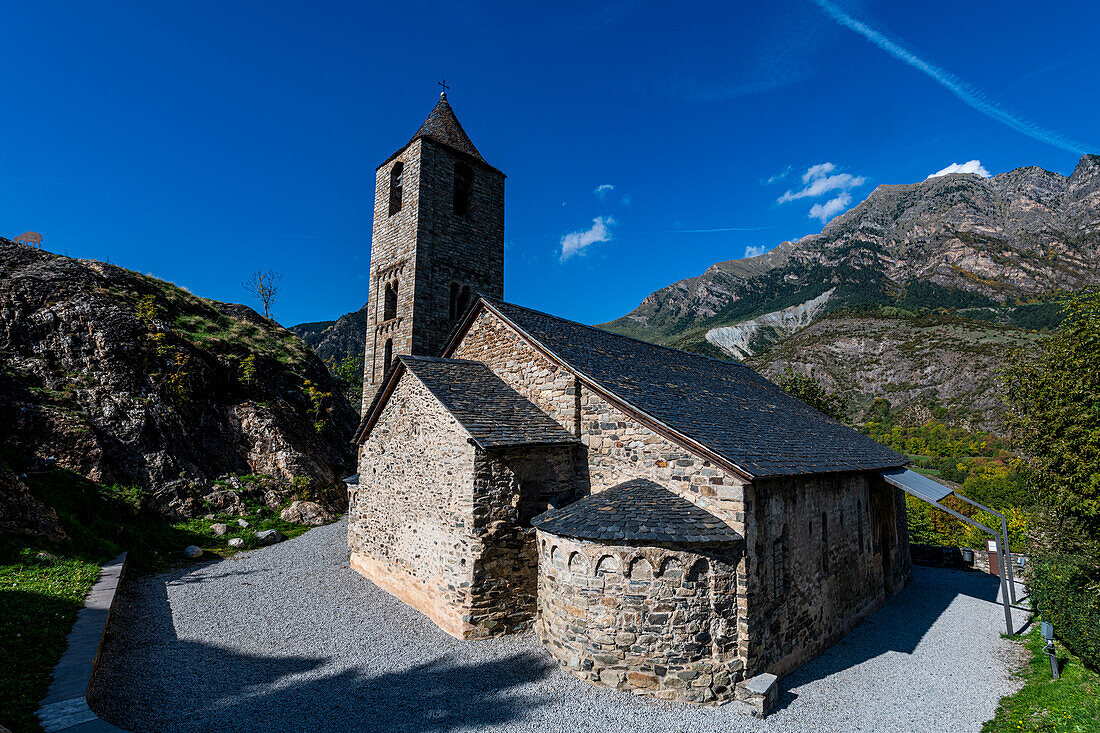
[778,163,866,203]
[594,184,615,200]
[560,216,615,262]
[762,165,792,185]
[927,160,991,179]
[809,192,852,223]
[801,162,835,183]
[744,244,766,257]
[812,0,1092,155]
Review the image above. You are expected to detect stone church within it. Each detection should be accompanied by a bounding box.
[348,92,912,712]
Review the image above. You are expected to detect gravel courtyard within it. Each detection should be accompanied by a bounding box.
[92,518,1028,733]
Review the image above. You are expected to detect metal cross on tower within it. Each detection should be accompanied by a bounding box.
[438,79,449,94]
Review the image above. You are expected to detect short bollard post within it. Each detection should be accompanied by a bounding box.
[1042,621,1059,680]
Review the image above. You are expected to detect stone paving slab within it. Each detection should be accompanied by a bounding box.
[38,553,128,733]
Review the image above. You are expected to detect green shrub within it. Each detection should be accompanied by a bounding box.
[239,354,257,385]
[774,368,846,421]
[1029,554,1100,670]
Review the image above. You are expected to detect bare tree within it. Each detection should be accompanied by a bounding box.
[243,268,282,320]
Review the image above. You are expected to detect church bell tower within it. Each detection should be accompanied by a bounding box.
[361,90,506,412]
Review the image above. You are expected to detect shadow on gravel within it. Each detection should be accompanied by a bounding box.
[772,567,1004,711]
[91,563,555,733]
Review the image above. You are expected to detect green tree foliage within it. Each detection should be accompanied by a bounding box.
[135,294,157,326]
[860,409,1012,459]
[898,281,995,312]
[1004,291,1100,668]
[775,368,846,421]
[1029,555,1100,669]
[327,353,365,405]
[1004,290,1100,535]
[302,379,332,434]
[239,354,257,386]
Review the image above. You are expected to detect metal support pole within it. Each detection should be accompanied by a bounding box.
[953,493,1018,605]
[927,497,1015,636]
[993,533,1014,635]
[999,514,1017,604]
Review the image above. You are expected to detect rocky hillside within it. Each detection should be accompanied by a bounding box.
[0,240,357,527]
[603,155,1100,426]
[290,307,368,366]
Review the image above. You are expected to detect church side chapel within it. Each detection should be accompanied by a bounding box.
[348,91,913,712]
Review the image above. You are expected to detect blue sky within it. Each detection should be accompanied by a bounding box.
[2,1,1097,326]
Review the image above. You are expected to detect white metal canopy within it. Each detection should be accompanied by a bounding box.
[880,468,953,503]
[877,468,1020,634]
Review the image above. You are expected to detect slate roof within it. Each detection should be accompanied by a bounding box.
[381,92,501,173]
[474,299,907,479]
[398,355,580,450]
[531,479,743,544]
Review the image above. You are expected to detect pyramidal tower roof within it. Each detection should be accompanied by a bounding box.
[382,91,497,171]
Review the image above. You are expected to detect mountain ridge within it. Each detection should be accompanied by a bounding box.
[597,155,1100,426]
[604,155,1100,343]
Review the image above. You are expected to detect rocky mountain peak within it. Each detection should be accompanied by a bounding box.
[598,156,1100,427]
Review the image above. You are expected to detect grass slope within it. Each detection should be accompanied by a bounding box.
[0,547,100,733]
[984,627,1100,732]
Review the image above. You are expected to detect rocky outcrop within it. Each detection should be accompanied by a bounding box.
[280,500,335,526]
[746,314,1044,427]
[705,288,834,359]
[0,465,67,543]
[0,240,356,525]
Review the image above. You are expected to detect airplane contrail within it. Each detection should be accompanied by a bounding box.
[813,0,1092,155]
[656,226,772,233]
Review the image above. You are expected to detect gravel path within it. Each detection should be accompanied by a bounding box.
[92,518,1027,733]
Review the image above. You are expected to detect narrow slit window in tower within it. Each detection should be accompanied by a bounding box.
[457,285,472,317]
[453,162,473,216]
[383,281,398,321]
[383,338,393,375]
[449,282,460,320]
[388,162,404,216]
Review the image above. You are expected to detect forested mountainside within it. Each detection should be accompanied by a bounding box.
[601,155,1100,426]
[290,306,368,366]
[0,240,356,530]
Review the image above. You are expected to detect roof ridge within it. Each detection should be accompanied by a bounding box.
[482,297,750,369]
[399,354,479,365]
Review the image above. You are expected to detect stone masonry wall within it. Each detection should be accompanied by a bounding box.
[748,473,910,676]
[875,481,913,595]
[451,308,753,660]
[468,445,579,636]
[353,370,576,639]
[362,141,424,411]
[351,373,479,638]
[361,137,505,414]
[413,140,504,357]
[536,531,743,704]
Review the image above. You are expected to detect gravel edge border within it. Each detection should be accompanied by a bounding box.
[37,552,129,733]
